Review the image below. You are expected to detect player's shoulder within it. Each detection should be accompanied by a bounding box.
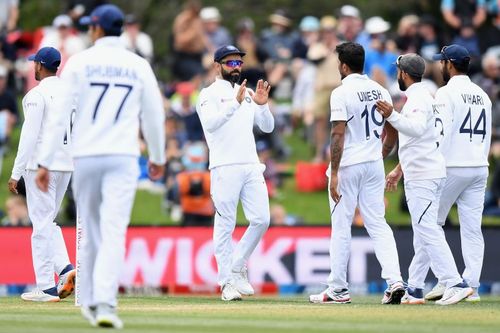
[22,88,44,108]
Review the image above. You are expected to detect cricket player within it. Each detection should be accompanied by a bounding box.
[8,47,75,303]
[412,45,492,303]
[196,45,274,301]
[35,4,165,328]
[309,42,405,305]
[376,53,473,305]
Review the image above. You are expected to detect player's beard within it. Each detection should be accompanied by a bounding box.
[398,73,407,91]
[222,68,241,86]
[442,64,450,83]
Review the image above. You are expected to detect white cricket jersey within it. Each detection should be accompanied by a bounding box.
[38,37,165,167]
[329,73,392,167]
[386,82,446,181]
[434,75,492,167]
[196,78,274,169]
[11,76,73,181]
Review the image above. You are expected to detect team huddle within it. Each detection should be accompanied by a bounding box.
[8,3,492,330]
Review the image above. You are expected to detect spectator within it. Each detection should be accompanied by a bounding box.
[40,14,87,66]
[364,16,398,87]
[270,204,302,226]
[200,6,232,52]
[319,15,339,51]
[170,81,204,142]
[257,140,280,197]
[260,9,296,61]
[0,65,17,173]
[395,14,419,54]
[417,15,443,62]
[171,0,208,81]
[120,14,154,63]
[472,50,500,144]
[0,0,19,34]
[67,0,107,32]
[234,17,268,90]
[336,5,369,48]
[441,0,487,31]
[307,42,341,162]
[176,142,213,226]
[292,16,320,59]
[1,195,30,227]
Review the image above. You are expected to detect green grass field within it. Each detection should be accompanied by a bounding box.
[1,295,500,333]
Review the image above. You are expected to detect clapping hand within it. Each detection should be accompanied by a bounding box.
[249,79,271,105]
[236,79,247,104]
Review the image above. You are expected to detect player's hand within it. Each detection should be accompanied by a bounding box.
[36,167,50,192]
[236,79,247,104]
[249,79,271,105]
[8,178,18,194]
[385,168,403,192]
[329,172,342,203]
[148,162,165,181]
[376,100,394,118]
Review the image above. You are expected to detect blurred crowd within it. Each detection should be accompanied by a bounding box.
[0,0,499,226]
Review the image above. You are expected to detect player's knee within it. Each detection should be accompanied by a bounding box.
[249,212,270,229]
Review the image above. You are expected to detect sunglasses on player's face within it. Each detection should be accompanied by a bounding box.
[220,60,244,68]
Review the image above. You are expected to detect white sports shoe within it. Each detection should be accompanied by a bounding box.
[96,303,123,329]
[425,282,446,300]
[81,306,97,327]
[57,269,76,299]
[465,288,481,302]
[21,289,60,302]
[401,288,425,305]
[381,281,405,304]
[221,283,242,301]
[232,267,254,296]
[436,285,473,305]
[309,287,351,304]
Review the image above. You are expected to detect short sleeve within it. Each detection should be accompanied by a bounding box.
[330,88,347,122]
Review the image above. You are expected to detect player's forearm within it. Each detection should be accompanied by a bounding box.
[387,110,427,137]
[141,109,166,165]
[330,121,346,173]
[255,104,274,133]
[382,122,397,158]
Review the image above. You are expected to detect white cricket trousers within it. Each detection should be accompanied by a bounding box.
[405,178,463,289]
[24,170,72,290]
[327,159,402,290]
[210,163,270,286]
[72,156,139,307]
[408,167,487,289]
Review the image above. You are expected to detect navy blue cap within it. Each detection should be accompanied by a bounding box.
[28,47,61,71]
[79,4,124,34]
[214,45,246,63]
[432,44,470,64]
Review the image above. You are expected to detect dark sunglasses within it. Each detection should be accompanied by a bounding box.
[220,60,244,68]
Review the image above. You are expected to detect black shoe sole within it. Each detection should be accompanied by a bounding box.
[389,289,406,304]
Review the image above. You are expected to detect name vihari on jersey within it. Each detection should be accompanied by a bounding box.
[461,93,485,105]
[357,90,383,102]
[85,65,138,80]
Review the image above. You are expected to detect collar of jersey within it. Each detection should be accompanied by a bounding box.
[341,73,367,84]
[94,36,124,48]
[447,75,470,85]
[215,77,238,90]
[405,81,426,97]
[38,76,59,86]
